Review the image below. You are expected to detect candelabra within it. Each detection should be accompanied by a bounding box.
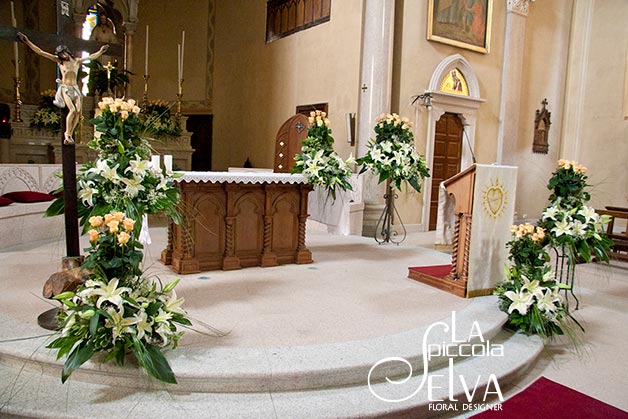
[13,77,23,122]
[142,74,150,110]
[176,78,184,120]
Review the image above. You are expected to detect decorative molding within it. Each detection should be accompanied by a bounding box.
[427,54,481,99]
[507,0,534,16]
[206,0,215,113]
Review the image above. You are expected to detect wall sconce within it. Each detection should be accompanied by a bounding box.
[411,92,433,109]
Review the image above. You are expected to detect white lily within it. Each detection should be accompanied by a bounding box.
[163,289,186,315]
[578,206,597,224]
[542,206,559,221]
[537,290,560,313]
[125,155,150,179]
[78,184,98,206]
[154,307,173,324]
[552,219,574,237]
[92,278,131,309]
[121,177,146,198]
[131,309,153,340]
[105,307,139,340]
[504,290,534,315]
[521,276,545,299]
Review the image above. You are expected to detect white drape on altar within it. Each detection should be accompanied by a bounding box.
[467,164,518,296]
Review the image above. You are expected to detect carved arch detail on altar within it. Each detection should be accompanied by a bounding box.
[418,54,485,232]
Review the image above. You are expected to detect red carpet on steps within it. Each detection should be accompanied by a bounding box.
[472,377,628,419]
[408,264,452,278]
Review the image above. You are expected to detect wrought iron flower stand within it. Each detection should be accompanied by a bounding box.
[374,182,406,245]
[554,246,579,310]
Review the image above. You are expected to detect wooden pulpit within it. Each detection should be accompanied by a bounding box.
[274,114,309,173]
[409,164,518,297]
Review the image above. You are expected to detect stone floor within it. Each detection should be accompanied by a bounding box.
[0,226,627,418]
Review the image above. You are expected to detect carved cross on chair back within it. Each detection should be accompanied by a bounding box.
[273,113,309,173]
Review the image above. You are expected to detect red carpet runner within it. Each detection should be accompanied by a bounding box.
[472,377,628,419]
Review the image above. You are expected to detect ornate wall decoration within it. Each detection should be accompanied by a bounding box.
[507,0,535,16]
[533,99,551,154]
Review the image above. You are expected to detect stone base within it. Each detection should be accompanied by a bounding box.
[361,203,385,237]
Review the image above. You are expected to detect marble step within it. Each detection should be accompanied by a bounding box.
[0,329,543,419]
[0,297,508,393]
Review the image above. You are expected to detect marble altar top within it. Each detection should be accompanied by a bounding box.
[176,171,307,185]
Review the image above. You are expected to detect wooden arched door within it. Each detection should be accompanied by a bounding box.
[429,113,463,230]
[274,114,309,173]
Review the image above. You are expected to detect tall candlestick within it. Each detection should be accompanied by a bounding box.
[11,1,19,78]
[144,25,149,76]
[164,155,173,172]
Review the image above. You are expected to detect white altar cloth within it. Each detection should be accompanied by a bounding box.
[176,171,306,185]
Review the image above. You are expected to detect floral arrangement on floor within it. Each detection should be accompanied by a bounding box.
[49,211,190,383]
[357,113,430,192]
[46,97,181,229]
[495,159,612,340]
[494,223,578,338]
[292,110,354,200]
[30,89,61,132]
[45,97,187,384]
[538,159,613,263]
[140,99,182,137]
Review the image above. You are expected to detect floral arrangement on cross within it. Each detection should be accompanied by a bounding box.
[292,110,354,200]
[46,97,189,384]
[357,113,430,193]
[495,159,612,340]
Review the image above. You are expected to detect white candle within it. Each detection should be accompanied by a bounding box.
[144,25,149,75]
[11,1,19,78]
[164,155,173,172]
[180,30,185,80]
[151,154,160,169]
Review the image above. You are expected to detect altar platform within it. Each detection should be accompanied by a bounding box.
[1,228,627,418]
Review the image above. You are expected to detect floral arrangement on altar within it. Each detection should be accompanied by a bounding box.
[46,97,181,228]
[494,223,577,338]
[45,97,188,383]
[292,110,354,200]
[30,89,61,132]
[49,211,190,383]
[357,113,429,192]
[538,159,613,263]
[140,99,182,137]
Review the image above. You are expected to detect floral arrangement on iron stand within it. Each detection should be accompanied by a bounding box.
[356,113,430,244]
[537,159,613,308]
[292,110,354,200]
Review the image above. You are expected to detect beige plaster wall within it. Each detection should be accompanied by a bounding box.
[212,0,363,171]
[132,0,211,113]
[514,0,573,219]
[391,0,507,226]
[575,1,628,210]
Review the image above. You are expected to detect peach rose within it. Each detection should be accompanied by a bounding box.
[107,220,119,233]
[122,218,135,232]
[120,110,129,120]
[112,212,125,222]
[88,229,99,242]
[89,216,103,228]
[117,231,130,245]
[104,214,114,224]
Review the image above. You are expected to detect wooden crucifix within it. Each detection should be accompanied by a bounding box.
[1,1,121,258]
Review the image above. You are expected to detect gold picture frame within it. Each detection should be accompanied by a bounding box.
[427,0,493,54]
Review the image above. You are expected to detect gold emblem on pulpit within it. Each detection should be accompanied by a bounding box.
[482,178,507,220]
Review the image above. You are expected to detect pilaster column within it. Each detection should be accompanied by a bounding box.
[496,0,534,165]
[356,0,396,236]
[123,21,137,73]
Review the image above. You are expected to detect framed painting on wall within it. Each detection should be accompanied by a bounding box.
[427,0,493,54]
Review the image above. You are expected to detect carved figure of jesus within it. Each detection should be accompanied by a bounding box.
[18,33,109,144]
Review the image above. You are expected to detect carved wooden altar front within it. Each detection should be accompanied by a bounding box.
[161,172,313,274]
